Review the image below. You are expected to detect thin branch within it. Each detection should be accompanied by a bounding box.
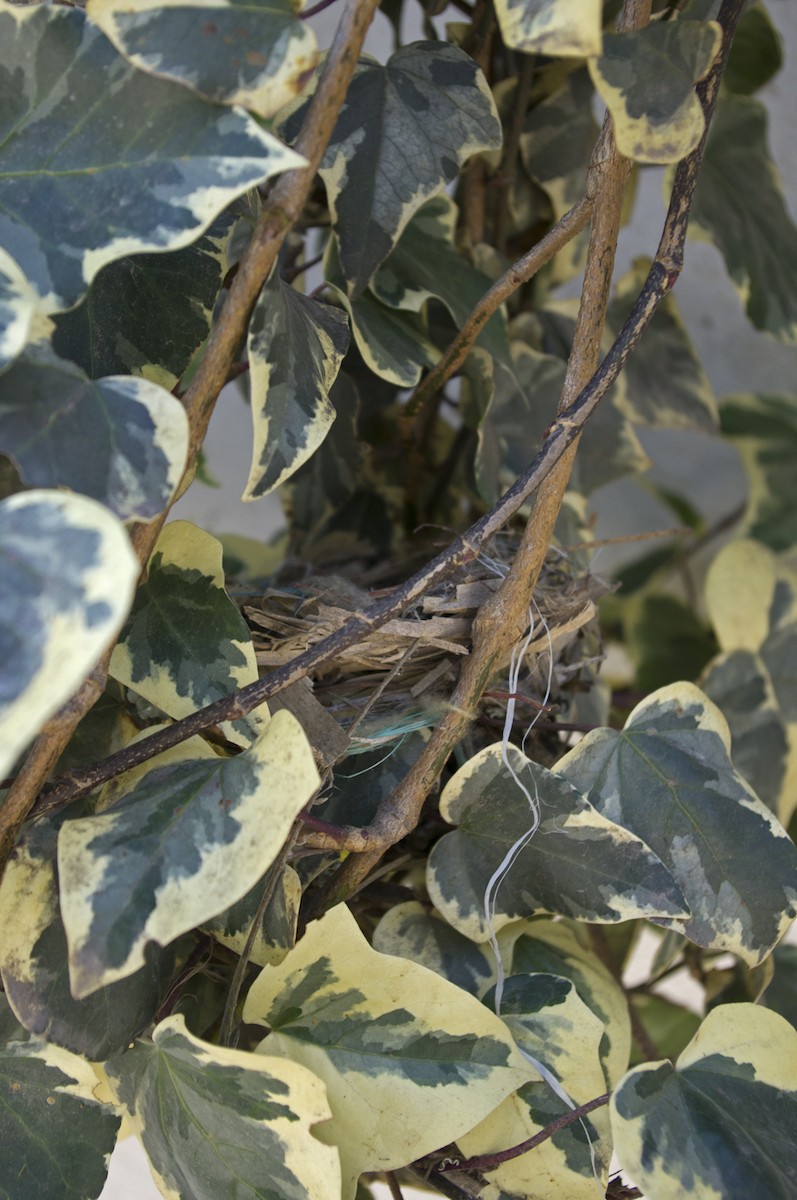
[432,1091,611,1174]
[383,1172,406,1200]
[0,0,378,875]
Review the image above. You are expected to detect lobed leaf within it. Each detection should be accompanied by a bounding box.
[243,904,534,1199]
[559,682,797,965]
[0,1,304,313]
[244,273,350,499]
[110,521,268,747]
[87,0,317,118]
[0,490,137,780]
[690,93,797,342]
[285,42,501,295]
[0,345,188,523]
[590,21,721,163]
[0,813,176,1061]
[427,742,687,943]
[611,1004,797,1199]
[105,1014,340,1200]
[494,0,602,57]
[0,1036,120,1200]
[57,708,319,997]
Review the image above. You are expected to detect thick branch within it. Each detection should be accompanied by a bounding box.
[0,0,378,872]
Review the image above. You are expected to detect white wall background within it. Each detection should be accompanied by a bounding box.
[108,4,797,1198]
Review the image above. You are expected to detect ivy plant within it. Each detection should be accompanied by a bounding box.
[1,2,796,1199]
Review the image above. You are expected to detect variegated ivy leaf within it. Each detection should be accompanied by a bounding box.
[519,68,599,221]
[0,346,188,523]
[283,42,501,295]
[558,683,797,966]
[202,863,301,967]
[589,20,721,163]
[58,708,319,998]
[0,1037,120,1200]
[244,273,350,499]
[720,393,797,551]
[51,207,239,390]
[458,974,611,1200]
[87,0,317,119]
[110,521,267,747]
[495,0,602,57]
[324,238,436,387]
[690,93,797,342]
[611,1004,797,1200]
[427,742,687,943]
[243,904,535,1199]
[762,944,797,1031]
[372,900,495,998]
[0,1,304,314]
[0,246,46,374]
[370,195,511,368]
[0,490,137,780]
[0,813,176,1060]
[724,2,783,96]
[498,919,632,1087]
[105,1014,340,1200]
[704,538,777,655]
[607,258,718,430]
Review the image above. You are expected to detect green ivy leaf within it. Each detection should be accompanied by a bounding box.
[370,194,511,367]
[611,1004,797,1199]
[87,0,317,118]
[426,742,688,943]
[51,208,238,390]
[110,521,267,747]
[0,1,303,313]
[0,1038,120,1200]
[243,904,534,1199]
[244,273,350,499]
[559,683,797,965]
[105,1014,340,1200]
[625,594,718,692]
[372,900,495,997]
[0,346,188,523]
[57,708,319,998]
[0,814,176,1060]
[590,21,721,163]
[0,490,137,780]
[724,2,783,95]
[628,994,701,1067]
[607,259,718,430]
[690,93,797,343]
[285,42,501,295]
[324,238,436,386]
[494,0,602,57]
[720,393,797,551]
[0,247,44,374]
[459,974,611,1199]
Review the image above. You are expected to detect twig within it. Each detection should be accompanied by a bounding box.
[430,1091,611,1174]
[0,0,378,877]
[218,825,299,1048]
[384,1172,406,1200]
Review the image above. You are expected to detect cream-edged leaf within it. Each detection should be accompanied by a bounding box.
[283,42,501,295]
[0,246,45,374]
[372,900,495,998]
[612,1004,797,1200]
[590,21,721,164]
[721,393,797,552]
[0,346,188,523]
[0,490,137,780]
[704,537,777,653]
[105,1014,340,1200]
[495,0,602,57]
[87,0,317,118]
[0,1036,120,1200]
[0,1,304,313]
[202,863,301,967]
[244,275,350,498]
[110,521,267,747]
[559,683,797,965]
[458,974,611,1200]
[243,904,534,1199]
[57,709,319,998]
[0,813,176,1060]
[427,742,687,942]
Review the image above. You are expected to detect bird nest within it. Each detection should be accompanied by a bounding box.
[241,536,607,759]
